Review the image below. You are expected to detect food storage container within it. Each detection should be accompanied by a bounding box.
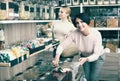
[103,0,109,4]
[117,0,120,4]
[109,0,116,4]
[83,0,89,5]
[49,3,55,20]
[35,6,40,20]
[0,2,7,20]
[30,6,34,20]
[66,0,72,6]
[97,0,103,5]
[6,0,14,20]
[42,5,49,20]
[19,1,30,20]
[89,0,96,5]
[72,0,79,5]
[14,3,19,20]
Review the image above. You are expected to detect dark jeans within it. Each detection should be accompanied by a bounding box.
[81,54,105,81]
[53,48,57,58]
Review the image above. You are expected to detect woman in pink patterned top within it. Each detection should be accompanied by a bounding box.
[52,13,105,81]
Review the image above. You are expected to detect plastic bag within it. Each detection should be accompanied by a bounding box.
[71,62,87,81]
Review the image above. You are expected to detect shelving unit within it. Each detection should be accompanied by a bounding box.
[0,20,59,24]
[83,4,120,51]
[0,0,120,80]
[0,19,60,80]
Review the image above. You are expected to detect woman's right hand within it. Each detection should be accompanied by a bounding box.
[52,54,60,67]
[52,59,59,67]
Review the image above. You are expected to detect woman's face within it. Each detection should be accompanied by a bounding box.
[75,18,87,31]
[58,8,68,19]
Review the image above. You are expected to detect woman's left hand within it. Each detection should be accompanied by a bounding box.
[79,57,88,65]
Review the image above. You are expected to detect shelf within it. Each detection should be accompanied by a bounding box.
[0,20,60,24]
[95,27,120,31]
[83,4,120,7]
[55,4,120,8]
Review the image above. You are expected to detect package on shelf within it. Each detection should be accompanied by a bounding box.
[95,16,107,27]
[36,22,53,38]
[31,39,41,48]
[25,39,46,54]
[106,39,118,53]
[107,16,118,28]
[89,17,95,27]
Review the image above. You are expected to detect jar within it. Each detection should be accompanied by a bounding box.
[72,0,79,5]
[14,3,19,20]
[109,0,116,4]
[89,0,96,5]
[97,0,103,5]
[39,5,43,20]
[49,3,55,20]
[117,0,120,4]
[34,4,37,20]
[42,5,49,20]
[30,6,34,20]
[103,0,109,4]
[0,2,7,20]
[7,1,14,20]
[66,0,72,6]
[83,0,89,5]
[19,1,30,20]
[35,7,40,20]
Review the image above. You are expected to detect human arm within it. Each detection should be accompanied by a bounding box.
[87,31,104,62]
[52,33,74,66]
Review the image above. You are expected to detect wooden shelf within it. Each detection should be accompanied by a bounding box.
[83,4,120,7]
[55,4,120,8]
[0,20,60,24]
[95,27,120,31]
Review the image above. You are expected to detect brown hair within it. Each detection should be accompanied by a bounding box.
[61,6,72,23]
